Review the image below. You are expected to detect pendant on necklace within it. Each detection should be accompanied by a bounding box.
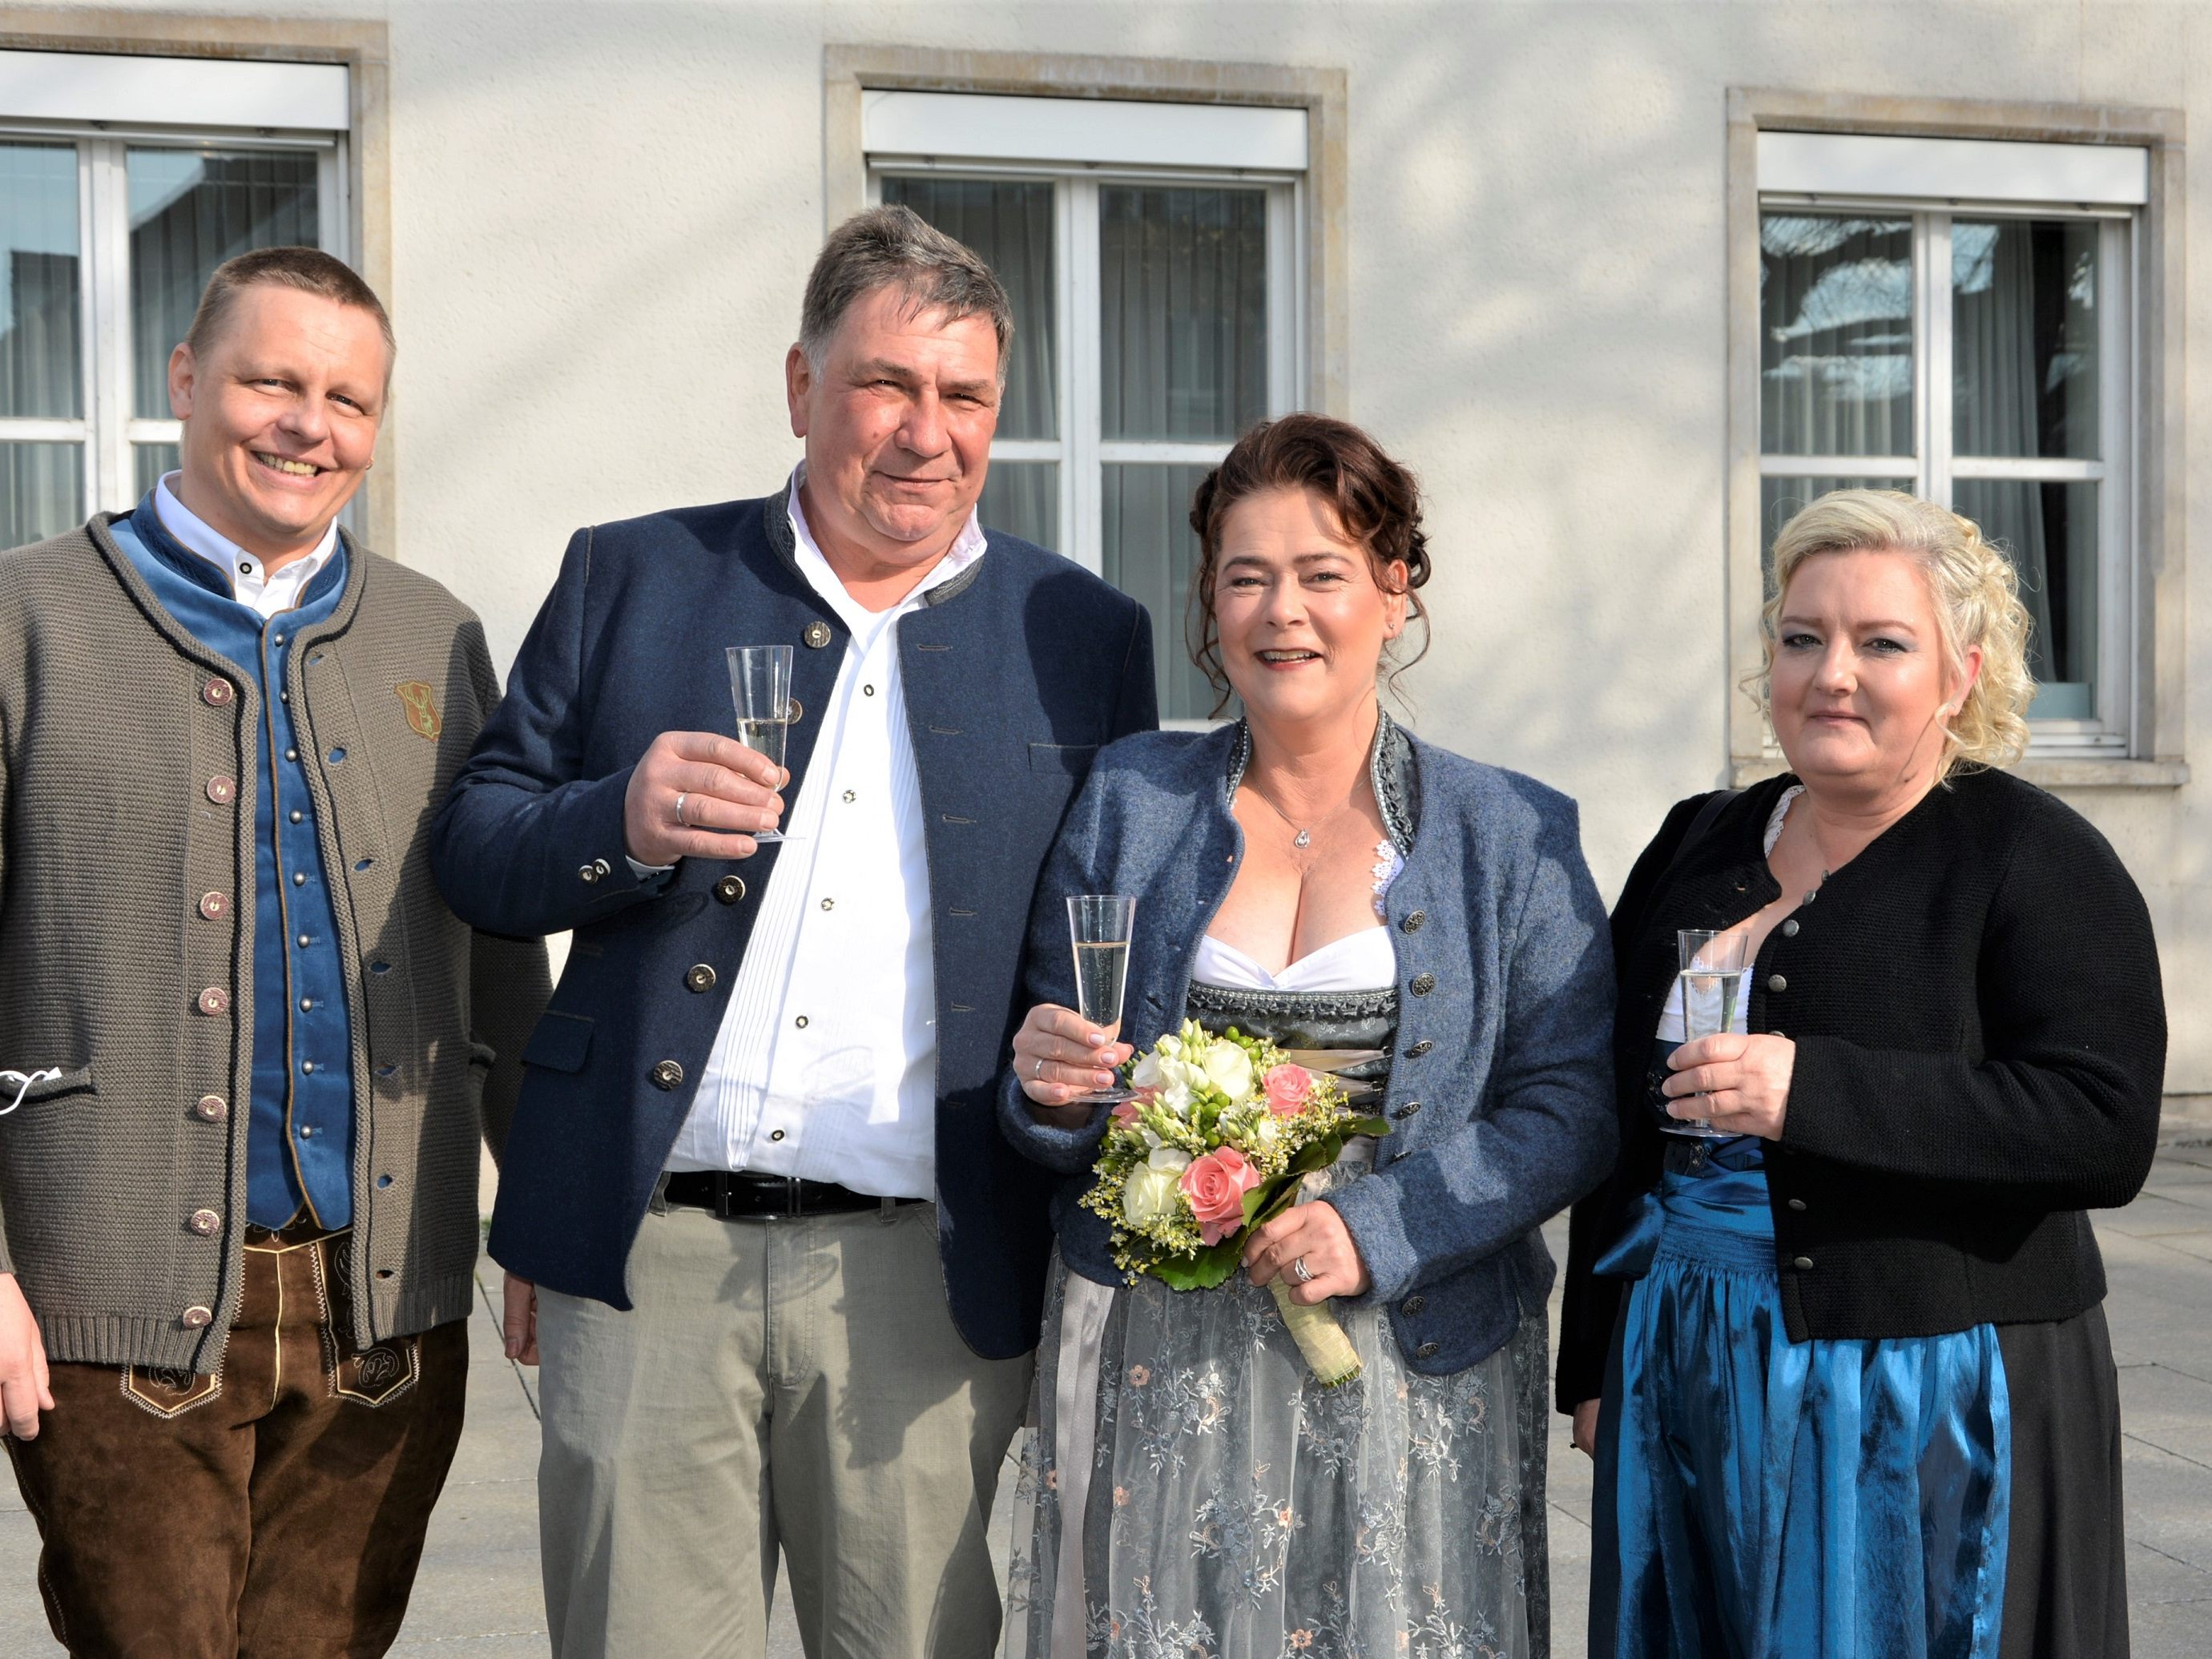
[1293,829,1311,849]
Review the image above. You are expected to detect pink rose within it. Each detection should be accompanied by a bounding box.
[1263,1064,1312,1116]
[1110,1100,1141,1127]
[1180,1146,1261,1245]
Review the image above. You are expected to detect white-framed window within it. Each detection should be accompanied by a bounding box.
[864,91,1309,719]
[0,50,351,549]
[1756,131,2148,750]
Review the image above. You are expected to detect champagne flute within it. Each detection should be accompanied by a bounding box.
[726,645,792,844]
[1066,895,1137,1105]
[1662,928,1752,1138]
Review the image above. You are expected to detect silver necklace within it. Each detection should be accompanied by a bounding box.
[1247,781,1360,852]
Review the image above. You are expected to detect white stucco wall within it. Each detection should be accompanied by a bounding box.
[25,0,2210,1089]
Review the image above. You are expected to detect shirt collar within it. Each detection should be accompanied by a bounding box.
[784,465,986,639]
[155,471,341,608]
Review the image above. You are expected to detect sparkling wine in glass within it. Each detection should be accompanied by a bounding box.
[726,644,792,844]
[1662,928,1753,1138]
[1066,895,1136,1105]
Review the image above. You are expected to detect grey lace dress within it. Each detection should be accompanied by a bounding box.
[1001,977,1553,1659]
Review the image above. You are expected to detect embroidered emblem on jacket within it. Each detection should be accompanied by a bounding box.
[395,681,441,739]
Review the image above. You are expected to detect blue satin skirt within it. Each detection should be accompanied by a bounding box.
[1589,1161,2011,1659]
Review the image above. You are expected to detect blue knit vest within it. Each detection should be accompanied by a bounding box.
[109,494,357,1228]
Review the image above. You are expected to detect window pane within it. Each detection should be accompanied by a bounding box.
[1103,462,1215,719]
[135,442,181,500]
[1952,219,2099,461]
[1,442,84,546]
[1952,477,2097,717]
[1760,214,1912,457]
[1,143,82,420]
[1101,187,1267,441]
[978,460,1058,550]
[880,177,1056,441]
[129,149,320,419]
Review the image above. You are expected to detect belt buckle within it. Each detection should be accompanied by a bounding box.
[784,1176,804,1219]
[712,1174,739,1222]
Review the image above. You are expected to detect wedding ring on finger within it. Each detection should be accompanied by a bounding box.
[1033,1057,1046,1081]
[1292,1255,1315,1285]
[672,791,688,827]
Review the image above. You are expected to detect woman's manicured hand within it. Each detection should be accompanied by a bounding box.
[1243,1200,1372,1303]
[1011,1003,1131,1123]
[1662,1032,1797,1140]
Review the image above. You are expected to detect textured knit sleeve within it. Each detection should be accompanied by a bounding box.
[1781,789,2166,1209]
[1324,787,1619,1307]
[995,765,1118,1177]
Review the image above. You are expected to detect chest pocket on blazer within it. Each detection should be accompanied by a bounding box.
[1028,743,1098,776]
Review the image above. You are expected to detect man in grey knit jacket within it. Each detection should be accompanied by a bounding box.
[0,248,547,1655]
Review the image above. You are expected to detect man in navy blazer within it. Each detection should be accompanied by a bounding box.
[431,207,1154,1657]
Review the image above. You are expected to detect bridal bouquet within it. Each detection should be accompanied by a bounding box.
[1081,1020,1389,1386]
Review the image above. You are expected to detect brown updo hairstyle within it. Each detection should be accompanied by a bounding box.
[1187,413,1432,715]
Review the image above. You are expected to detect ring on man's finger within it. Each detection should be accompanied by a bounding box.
[1032,1057,1045,1081]
[673,791,688,827]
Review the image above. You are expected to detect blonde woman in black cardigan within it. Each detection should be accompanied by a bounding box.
[1559,489,2165,1659]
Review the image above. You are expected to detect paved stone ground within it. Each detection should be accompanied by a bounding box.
[2,1138,2208,1655]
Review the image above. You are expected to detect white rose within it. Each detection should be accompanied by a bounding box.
[1146,1146,1193,1174]
[1122,1163,1185,1226]
[1203,1042,1255,1104]
[1130,1049,1167,1091]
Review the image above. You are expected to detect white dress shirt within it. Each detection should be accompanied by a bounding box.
[155,472,341,619]
[664,473,987,1198]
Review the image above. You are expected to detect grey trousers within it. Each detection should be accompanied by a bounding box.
[535,1200,1033,1659]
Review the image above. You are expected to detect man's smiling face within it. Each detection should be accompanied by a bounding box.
[168,282,389,562]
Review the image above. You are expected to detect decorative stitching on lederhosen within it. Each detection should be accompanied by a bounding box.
[310,1229,421,1407]
[119,1363,223,1421]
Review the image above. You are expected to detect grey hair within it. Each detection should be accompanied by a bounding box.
[798,204,1013,382]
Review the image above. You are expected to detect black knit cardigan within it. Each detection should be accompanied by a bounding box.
[1556,767,2166,1413]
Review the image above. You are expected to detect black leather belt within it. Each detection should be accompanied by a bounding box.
[660,1170,921,1220]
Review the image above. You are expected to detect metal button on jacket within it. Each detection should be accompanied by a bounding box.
[201,677,234,707]
[1414,1341,1440,1359]
[206,775,236,804]
[1404,1039,1433,1058]
[1793,1255,1815,1270]
[1787,1198,1807,1211]
[195,1094,228,1122]
[196,986,229,1017]
[803,620,832,649]
[1767,974,1789,993]
[1781,918,1800,937]
[684,964,716,993]
[650,1059,684,1091]
[1409,972,1436,997]
[187,1209,220,1237]
[1392,1101,1423,1121]
[198,892,228,920]
[714,875,747,904]
[1402,1294,1427,1316]
[1400,910,1426,933]
[181,1305,212,1329]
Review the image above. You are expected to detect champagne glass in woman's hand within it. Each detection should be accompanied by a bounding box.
[1663,928,1751,1138]
[1066,896,1137,1105]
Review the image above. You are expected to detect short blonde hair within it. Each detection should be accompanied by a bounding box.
[1756,488,2033,779]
